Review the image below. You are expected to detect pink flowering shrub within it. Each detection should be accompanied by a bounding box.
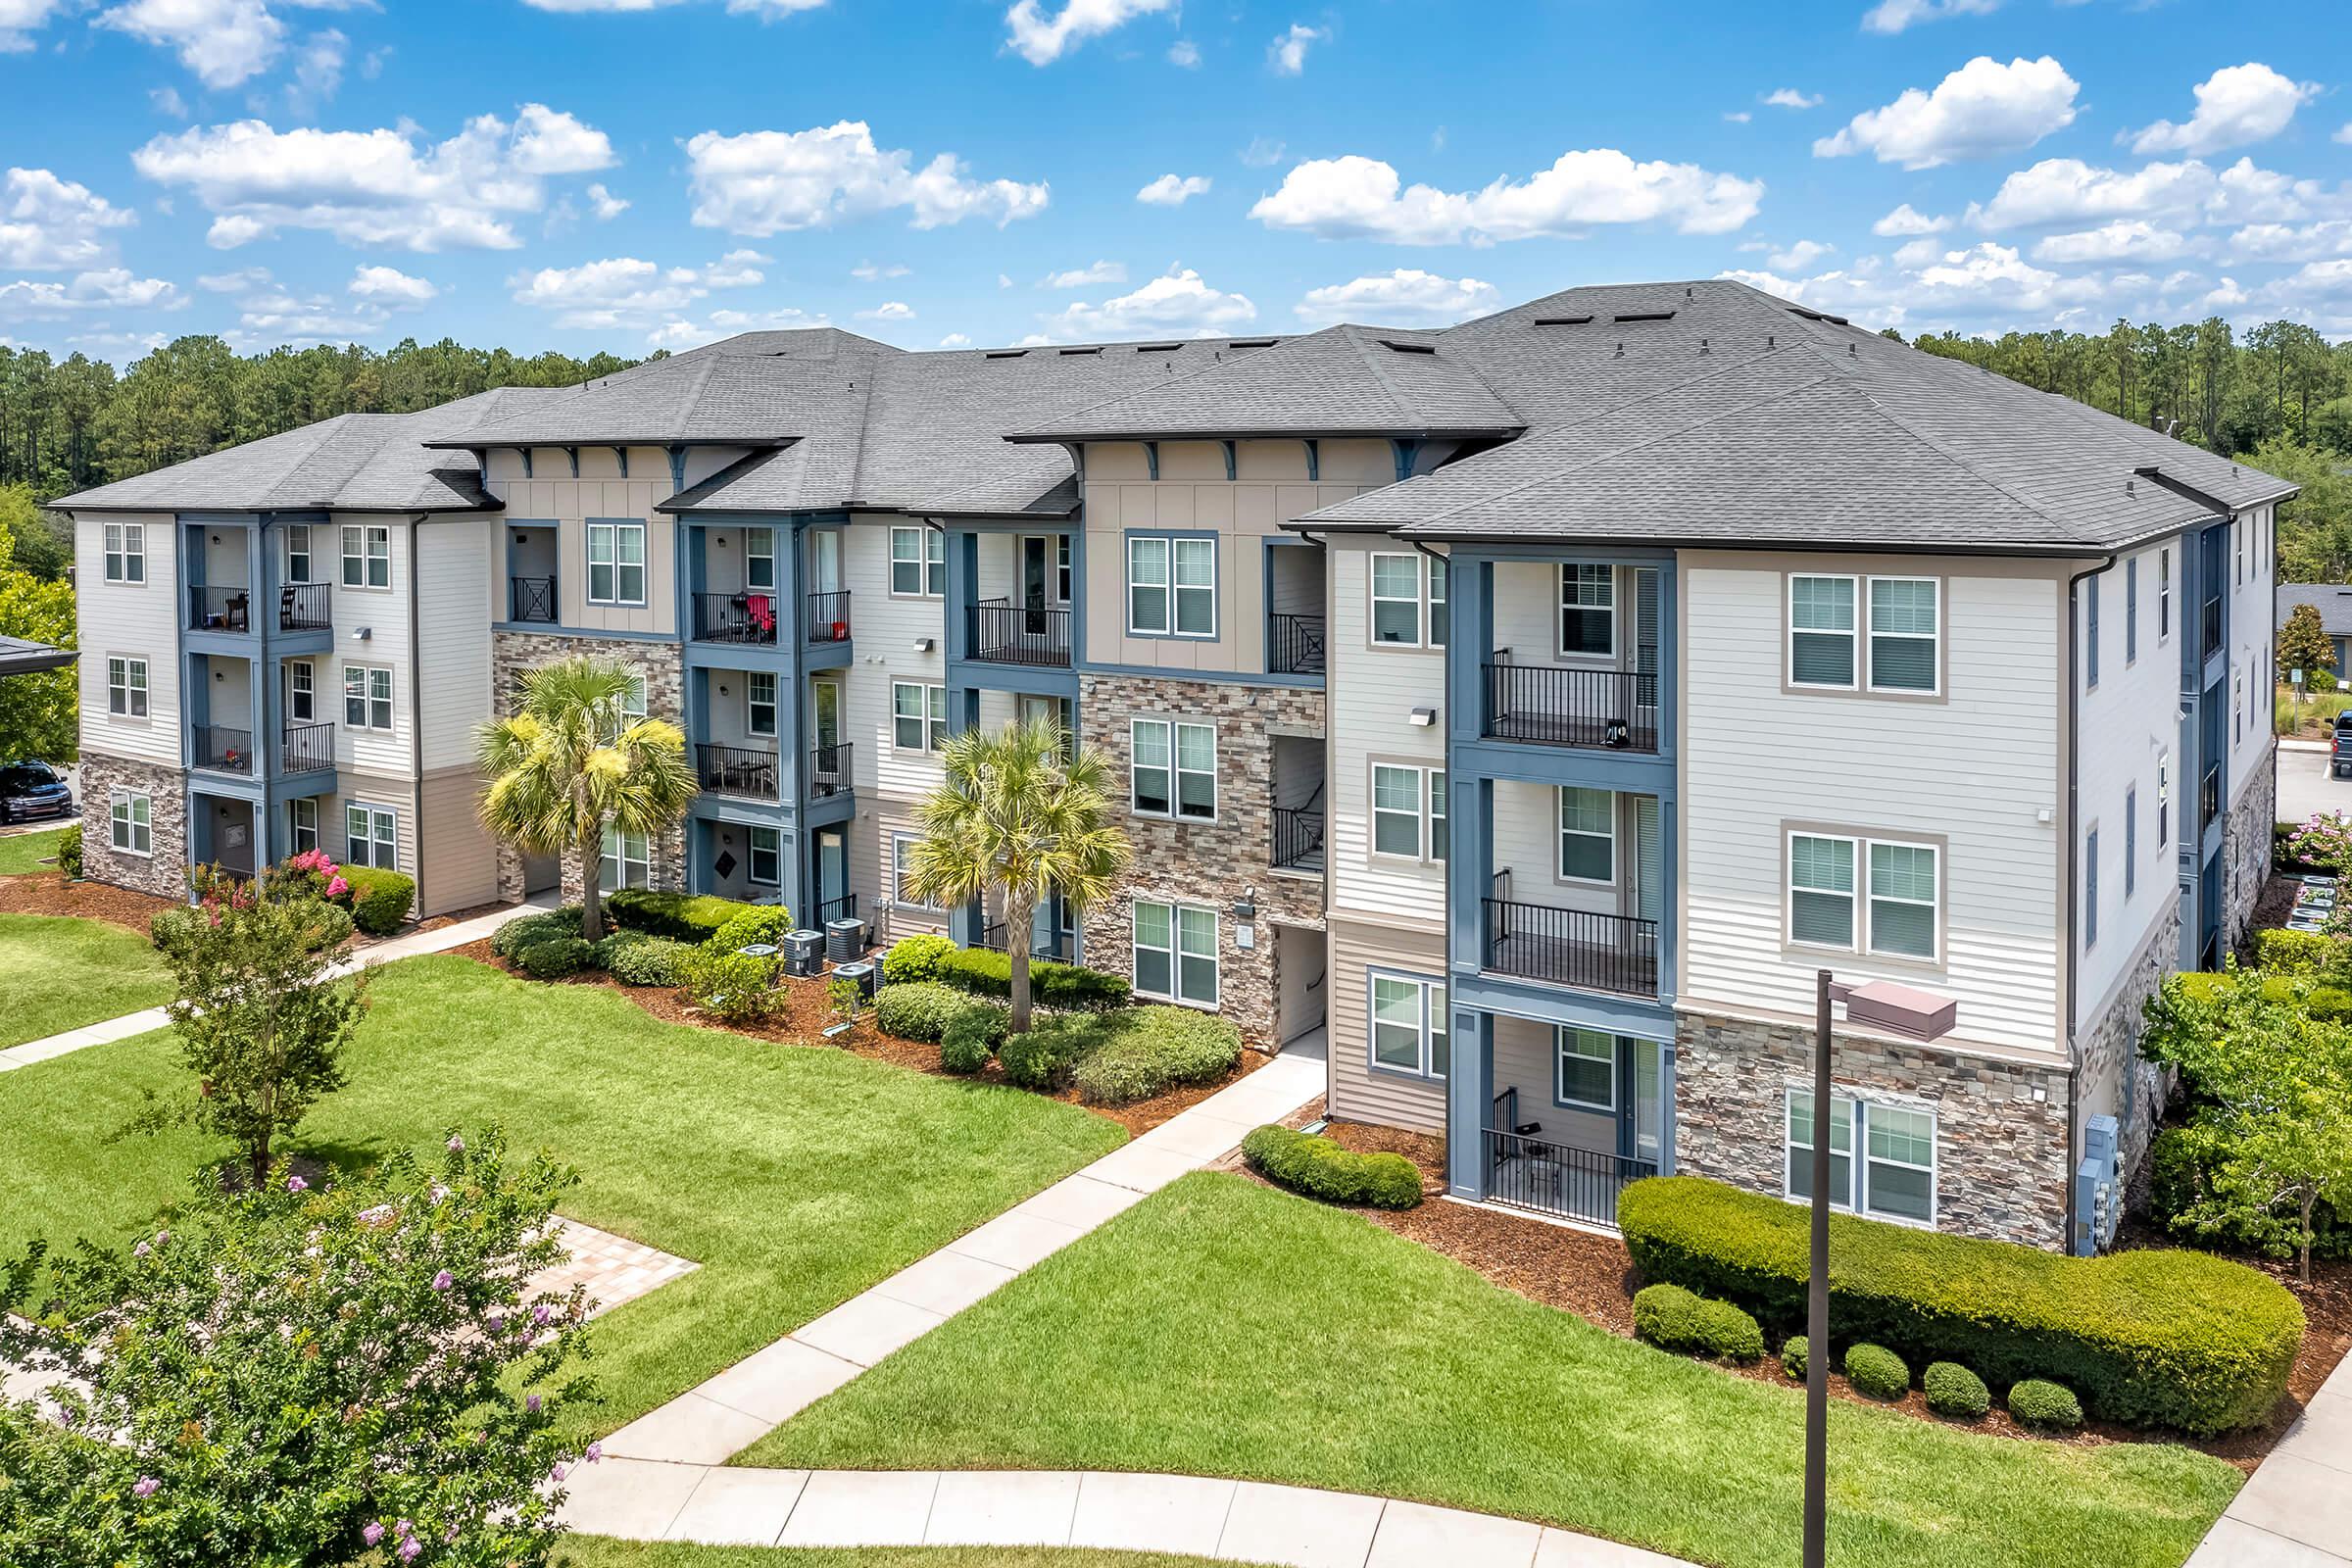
[0,1131,597,1567]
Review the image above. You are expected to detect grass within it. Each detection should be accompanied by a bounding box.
[0,955,1127,1436]
[561,1545,1245,1568]
[0,823,69,876]
[746,1173,2241,1568]
[0,912,172,1048]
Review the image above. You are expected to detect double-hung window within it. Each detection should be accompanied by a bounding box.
[745,527,776,592]
[1371,555,1422,645]
[290,797,318,855]
[1429,769,1447,860]
[285,523,312,583]
[342,524,390,589]
[1788,1092,1936,1225]
[1369,974,1448,1079]
[1560,564,1615,657]
[103,521,144,583]
[890,526,944,597]
[2125,788,2138,900]
[746,670,777,737]
[107,656,148,718]
[1371,764,1423,858]
[109,789,151,855]
[587,521,646,605]
[1131,718,1215,820]
[1788,831,1940,960]
[1555,1027,1617,1111]
[1868,843,1937,957]
[893,682,945,752]
[1789,575,1858,688]
[1558,787,1615,883]
[287,660,314,721]
[345,803,397,869]
[599,822,649,892]
[343,664,393,731]
[892,832,939,910]
[1126,536,1216,636]
[748,825,782,887]
[1788,833,1858,948]
[1866,578,1938,693]
[1133,900,1218,1006]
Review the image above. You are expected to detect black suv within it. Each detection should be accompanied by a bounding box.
[0,760,74,824]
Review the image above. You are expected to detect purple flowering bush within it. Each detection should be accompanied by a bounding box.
[0,1130,598,1567]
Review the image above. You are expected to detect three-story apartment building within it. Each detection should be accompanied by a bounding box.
[59,281,2285,1253]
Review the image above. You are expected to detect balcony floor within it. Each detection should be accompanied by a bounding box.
[1483,930,1657,1000]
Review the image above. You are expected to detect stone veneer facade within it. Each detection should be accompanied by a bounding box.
[2224,749,2276,957]
[76,752,189,900]
[2076,906,2180,1182]
[490,630,688,901]
[1676,1009,2074,1249]
[1076,672,1325,1046]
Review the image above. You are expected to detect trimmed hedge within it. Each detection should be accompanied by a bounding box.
[1924,1361,1990,1419]
[1618,1174,2303,1435]
[2252,927,2350,976]
[882,934,956,986]
[2172,967,2352,1023]
[518,936,594,980]
[676,945,784,1025]
[876,935,1133,1008]
[710,906,792,953]
[2150,1123,2352,1261]
[1632,1284,1764,1363]
[1780,1335,1807,1382]
[873,982,982,1045]
[1240,1124,1422,1210]
[997,1014,1102,1091]
[2009,1379,2084,1432]
[1069,1006,1242,1105]
[597,931,688,987]
[340,864,416,935]
[1845,1343,1909,1400]
[493,908,580,960]
[940,1005,1010,1074]
[607,889,764,944]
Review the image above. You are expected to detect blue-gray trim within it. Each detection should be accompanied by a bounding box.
[494,622,681,643]
[1117,528,1222,644]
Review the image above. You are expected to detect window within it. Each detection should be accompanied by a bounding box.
[1558,786,1615,883]
[103,521,144,584]
[1866,578,1937,693]
[1555,1028,1617,1111]
[1173,538,1215,636]
[1787,1091,1853,1210]
[1131,718,1215,820]
[341,524,390,589]
[2086,574,2100,690]
[1127,537,1168,632]
[892,833,939,909]
[1789,1094,1940,1223]
[746,527,775,592]
[1429,558,1448,648]
[2084,826,2100,951]
[287,660,313,721]
[1867,842,1937,958]
[1788,833,1857,948]
[343,664,393,730]
[345,803,397,869]
[746,670,777,737]
[2158,753,2171,847]
[1127,536,1215,636]
[109,789,151,855]
[1430,770,1447,862]
[1371,764,1424,858]
[2159,549,2172,639]
[1056,535,1073,603]
[748,825,781,887]
[285,523,312,583]
[1133,900,1218,1006]
[620,670,647,725]
[1369,974,1447,1079]
[1561,564,1616,657]
[106,656,148,718]
[599,821,648,892]
[2125,787,2138,899]
[892,682,945,752]
[586,521,646,605]
[889,526,944,597]
[2236,519,2244,585]
[289,797,318,855]
[1789,575,1857,688]
[2126,558,2138,665]
[1371,555,1422,645]
[1790,831,1938,959]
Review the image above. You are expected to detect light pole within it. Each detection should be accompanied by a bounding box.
[1804,967,1834,1568]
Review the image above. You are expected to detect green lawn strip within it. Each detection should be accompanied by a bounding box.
[0,954,1127,1436]
[745,1173,2239,1568]
[0,911,173,1048]
[561,1544,1247,1568]
[0,825,69,876]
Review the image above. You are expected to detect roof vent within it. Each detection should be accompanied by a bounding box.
[985,350,1028,360]
[1057,346,1102,356]
[1133,342,1184,353]
[1613,311,1676,323]
[1227,338,1276,349]
[1533,315,1594,326]
[1378,339,1437,355]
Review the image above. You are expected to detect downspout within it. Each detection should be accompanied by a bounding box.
[407,513,429,921]
[2062,549,2119,1235]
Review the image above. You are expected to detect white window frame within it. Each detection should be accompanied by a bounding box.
[892,681,946,753]
[285,522,312,584]
[287,659,314,722]
[1787,828,1940,962]
[1788,573,1859,691]
[106,655,149,719]
[892,832,940,910]
[1864,576,1939,695]
[2157,751,2171,847]
[746,670,777,737]
[599,821,649,893]
[341,524,390,590]
[103,521,145,584]
[747,824,782,888]
[1130,717,1216,822]
[1429,768,1447,862]
[1369,763,1430,859]
[1560,563,1616,659]
[1554,1027,1618,1111]
[889,525,945,599]
[1369,553,1429,648]
[289,796,318,855]
[745,526,776,592]
[1132,899,1219,1008]
[1866,840,1939,960]
[109,789,152,856]
[346,802,397,870]
[2158,548,2172,641]
[1786,1091,1938,1228]
[1557,786,1616,885]
[586,520,647,607]
[1367,972,1448,1080]
[1055,534,1073,604]
[343,663,393,731]
[2125,787,2137,901]
[1787,831,1858,952]
[1126,535,1216,638]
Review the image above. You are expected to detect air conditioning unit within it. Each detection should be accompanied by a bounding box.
[785,929,824,978]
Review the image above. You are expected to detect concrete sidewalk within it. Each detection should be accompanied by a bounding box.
[2185,1353,2352,1567]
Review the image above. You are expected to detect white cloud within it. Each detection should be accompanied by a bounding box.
[133,106,616,252]
[510,249,768,330]
[286,26,345,112]
[1763,88,1822,110]
[1873,203,1951,236]
[585,182,628,220]
[201,266,396,346]
[645,303,827,349]
[95,0,375,93]
[2129,63,2317,157]
[0,268,182,316]
[855,300,913,320]
[684,122,1049,235]
[0,168,137,270]
[1722,240,2118,333]
[348,263,435,303]
[1136,172,1210,206]
[1003,0,1175,66]
[1240,135,1286,168]
[0,0,67,53]
[1969,154,2349,231]
[1293,269,1498,326]
[937,331,971,347]
[1722,111,1751,124]
[1859,0,1997,34]
[1041,268,1254,340]
[1763,238,1837,270]
[149,84,187,118]
[1166,38,1197,66]
[2336,122,2352,146]
[2228,220,2352,264]
[1815,56,2078,169]
[1046,260,1125,287]
[1266,22,1323,75]
[998,272,1012,288]
[1250,148,1764,244]
[2030,220,2191,264]
[851,260,908,280]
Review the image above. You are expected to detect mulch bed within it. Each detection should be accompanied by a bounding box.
[0,869,175,937]
[2248,872,2305,939]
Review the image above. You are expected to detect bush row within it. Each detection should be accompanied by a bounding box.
[1241,1124,1421,1210]
[880,935,1129,1010]
[492,906,697,990]
[2171,966,2352,1023]
[1632,1284,1762,1362]
[1617,1174,2302,1434]
[604,889,771,944]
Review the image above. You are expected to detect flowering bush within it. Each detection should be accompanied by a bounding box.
[2287,813,2352,877]
[0,1130,599,1568]
[272,847,352,904]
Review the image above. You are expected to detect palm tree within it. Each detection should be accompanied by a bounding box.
[475,656,698,942]
[905,716,1131,1033]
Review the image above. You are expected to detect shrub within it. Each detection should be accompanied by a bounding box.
[1844,1343,1909,1400]
[676,945,783,1025]
[338,864,415,935]
[997,1013,1105,1091]
[2172,967,2352,1023]
[1617,1174,2302,1434]
[2254,927,2350,977]
[939,1004,1010,1074]
[882,933,956,985]
[710,906,792,953]
[926,946,1133,1010]
[1632,1283,1765,1363]
[1924,1361,1991,1419]
[1240,1124,1423,1210]
[606,888,761,944]
[2149,1124,2352,1261]
[493,908,579,960]
[2009,1378,2085,1432]
[1070,1005,1243,1105]
[56,821,81,878]
[597,931,687,987]
[518,936,594,979]
[1781,1335,1807,1382]
[874,981,980,1044]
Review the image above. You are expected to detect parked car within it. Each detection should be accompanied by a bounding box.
[2333,713,2352,778]
[0,760,73,824]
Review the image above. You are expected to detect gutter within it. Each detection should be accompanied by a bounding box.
[2061,548,2120,1233]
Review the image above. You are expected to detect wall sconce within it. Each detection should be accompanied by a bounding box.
[512,531,524,544]
[1232,888,1257,920]
[210,533,221,545]
[716,536,728,548]
[913,636,935,653]
[214,669,225,682]
[352,627,372,641]
[1408,708,1437,727]
[718,683,730,697]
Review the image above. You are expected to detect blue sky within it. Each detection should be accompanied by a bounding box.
[1,0,2348,364]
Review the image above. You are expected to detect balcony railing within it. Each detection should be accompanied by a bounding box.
[509,576,557,623]
[968,600,1072,667]
[277,582,329,631]
[2200,595,2224,661]
[1482,897,1658,998]
[2201,763,2222,833]
[698,742,779,801]
[1483,1126,1654,1229]
[808,590,853,646]
[1272,791,1325,872]
[280,720,334,775]
[976,920,1075,962]
[194,724,255,774]
[1483,662,1658,752]
[817,891,859,928]
[808,741,853,800]
[1268,612,1326,675]
[188,584,255,632]
[692,592,780,646]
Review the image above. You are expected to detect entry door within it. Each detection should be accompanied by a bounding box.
[815,826,848,918]
[812,678,842,750]
[1625,1038,1664,1171]
[1019,695,1071,757]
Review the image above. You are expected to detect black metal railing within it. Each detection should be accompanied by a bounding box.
[1272,789,1326,871]
[188,584,255,632]
[2201,764,2222,833]
[1482,898,1658,998]
[194,724,255,773]
[1268,612,1327,675]
[280,720,334,774]
[817,891,859,927]
[698,742,779,800]
[509,576,557,623]
[1484,662,1658,751]
[968,600,1072,667]
[807,590,853,645]
[277,581,329,631]
[1483,1127,1655,1228]
[976,919,1074,961]
[692,592,781,645]
[808,742,852,800]
[2200,595,2224,661]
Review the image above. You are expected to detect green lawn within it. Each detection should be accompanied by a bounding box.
[0,824,69,876]
[563,1545,1243,1568]
[0,955,1127,1435]
[746,1174,2240,1568]
[0,911,173,1048]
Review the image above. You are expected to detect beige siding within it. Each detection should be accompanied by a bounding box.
[415,523,497,773]
[416,765,497,915]
[1492,1014,1617,1154]
[1327,916,1447,1135]
[74,511,181,767]
[1326,537,1447,930]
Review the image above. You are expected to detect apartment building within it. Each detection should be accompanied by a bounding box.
[58,280,2286,1253]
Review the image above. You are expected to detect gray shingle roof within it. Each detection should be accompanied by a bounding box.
[2278,584,2352,638]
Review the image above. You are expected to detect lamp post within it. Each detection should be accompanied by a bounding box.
[1804,967,1833,1568]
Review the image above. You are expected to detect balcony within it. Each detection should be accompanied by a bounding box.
[1482,896,1657,999]
[278,583,329,631]
[188,585,256,633]
[1268,612,1326,675]
[1272,795,1325,873]
[808,741,853,801]
[693,592,780,646]
[977,918,1074,962]
[1483,662,1658,752]
[969,600,1072,668]
[1483,1121,1655,1229]
[280,721,335,775]
[817,891,860,928]
[808,590,853,647]
[194,724,255,774]
[509,576,557,623]
[699,742,779,801]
